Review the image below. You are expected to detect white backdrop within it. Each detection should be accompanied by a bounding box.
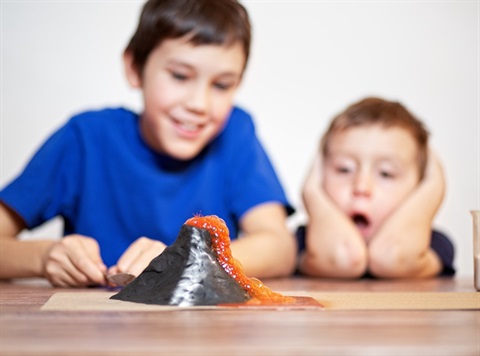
[1,0,478,277]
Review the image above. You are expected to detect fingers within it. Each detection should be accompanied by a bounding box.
[309,153,323,180]
[75,237,107,277]
[43,235,107,287]
[426,147,443,177]
[44,235,165,287]
[44,249,90,287]
[303,153,323,198]
[305,154,322,186]
[116,237,166,277]
[107,265,121,276]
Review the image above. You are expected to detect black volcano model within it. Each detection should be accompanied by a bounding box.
[110,224,250,306]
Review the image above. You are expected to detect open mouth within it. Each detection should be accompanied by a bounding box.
[351,213,370,230]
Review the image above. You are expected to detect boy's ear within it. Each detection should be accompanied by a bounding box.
[123,51,142,88]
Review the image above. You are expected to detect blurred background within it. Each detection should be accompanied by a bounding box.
[1,0,478,277]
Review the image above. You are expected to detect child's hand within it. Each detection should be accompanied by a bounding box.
[109,237,166,278]
[424,148,445,186]
[367,146,445,278]
[299,153,368,278]
[42,234,107,287]
[302,153,328,214]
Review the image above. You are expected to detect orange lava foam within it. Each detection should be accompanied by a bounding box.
[185,215,294,304]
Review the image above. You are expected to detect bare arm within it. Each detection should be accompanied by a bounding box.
[0,202,107,287]
[298,155,368,278]
[111,203,295,279]
[0,203,52,279]
[230,202,297,278]
[368,150,445,278]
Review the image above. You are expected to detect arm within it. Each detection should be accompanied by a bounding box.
[298,155,368,278]
[230,202,297,278]
[109,204,291,279]
[0,202,107,287]
[368,150,445,278]
[0,203,52,279]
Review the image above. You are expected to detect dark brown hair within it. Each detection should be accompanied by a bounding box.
[126,0,251,77]
[321,97,430,178]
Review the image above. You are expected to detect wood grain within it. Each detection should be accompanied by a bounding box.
[1,278,479,356]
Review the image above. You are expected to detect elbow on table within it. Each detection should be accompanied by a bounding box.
[300,243,367,278]
[271,248,297,278]
[333,245,368,278]
[267,237,298,278]
[368,242,423,278]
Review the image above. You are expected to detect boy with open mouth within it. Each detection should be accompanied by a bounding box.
[297,97,455,279]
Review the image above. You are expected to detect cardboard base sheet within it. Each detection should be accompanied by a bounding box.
[310,291,479,310]
[41,291,479,311]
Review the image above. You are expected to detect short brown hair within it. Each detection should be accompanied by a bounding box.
[126,0,251,77]
[321,97,429,178]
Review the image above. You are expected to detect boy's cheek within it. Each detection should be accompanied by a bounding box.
[323,181,349,209]
[377,182,415,212]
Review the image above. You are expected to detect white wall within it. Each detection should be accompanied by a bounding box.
[1,0,478,277]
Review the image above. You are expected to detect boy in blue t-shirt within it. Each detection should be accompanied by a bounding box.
[0,0,296,287]
[298,97,455,278]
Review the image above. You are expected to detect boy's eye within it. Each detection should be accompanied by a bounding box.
[171,72,188,81]
[329,159,355,175]
[379,170,395,179]
[336,166,352,174]
[213,82,232,91]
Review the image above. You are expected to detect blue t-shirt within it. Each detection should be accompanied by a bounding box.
[295,226,455,276]
[0,107,293,267]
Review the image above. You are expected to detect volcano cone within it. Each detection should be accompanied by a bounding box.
[110,224,250,306]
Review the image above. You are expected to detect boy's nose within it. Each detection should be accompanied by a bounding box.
[186,84,209,114]
[352,173,373,197]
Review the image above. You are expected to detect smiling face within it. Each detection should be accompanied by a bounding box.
[125,36,245,160]
[323,125,421,241]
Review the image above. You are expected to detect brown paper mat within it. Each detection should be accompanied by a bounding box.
[310,292,479,310]
[41,291,479,311]
[41,291,320,311]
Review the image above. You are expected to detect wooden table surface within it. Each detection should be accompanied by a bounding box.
[1,277,478,355]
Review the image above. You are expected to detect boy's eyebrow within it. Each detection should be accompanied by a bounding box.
[329,152,405,165]
[166,60,242,79]
[165,60,193,70]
